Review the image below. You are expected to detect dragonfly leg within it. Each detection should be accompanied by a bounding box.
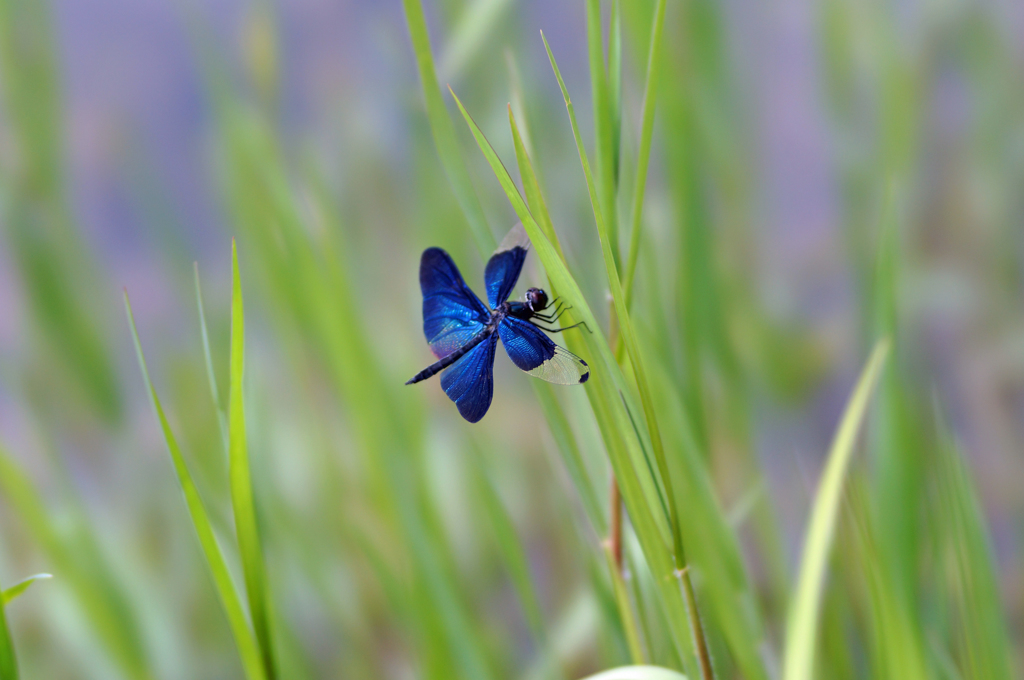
[534,320,591,334]
[532,302,571,322]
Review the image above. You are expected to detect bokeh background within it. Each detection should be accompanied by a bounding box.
[0,0,1022,678]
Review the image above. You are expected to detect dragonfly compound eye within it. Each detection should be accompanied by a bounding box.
[526,288,548,312]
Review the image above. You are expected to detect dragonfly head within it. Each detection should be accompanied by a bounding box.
[525,288,549,313]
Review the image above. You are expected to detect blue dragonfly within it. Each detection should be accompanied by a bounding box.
[407,224,590,422]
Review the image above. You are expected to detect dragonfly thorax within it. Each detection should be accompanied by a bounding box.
[501,287,549,323]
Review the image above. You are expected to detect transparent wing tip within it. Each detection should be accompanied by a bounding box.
[495,221,531,255]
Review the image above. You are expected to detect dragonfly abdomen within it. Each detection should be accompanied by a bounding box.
[405,328,493,385]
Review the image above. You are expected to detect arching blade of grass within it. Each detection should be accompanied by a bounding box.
[401,0,494,256]
[1,574,51,605]
[0,572,52,680]
[783,339,890,680]
[578,666,688,680]
[0,573,16,680]
[450,87,699,675]
[622,0,667,307]
[229,242,278,680]
[125,291,267,680]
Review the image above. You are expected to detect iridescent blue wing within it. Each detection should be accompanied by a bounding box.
[420,247,490,359]
[440,332,499,422]
[484,222,530,308]
[498,317,590,385]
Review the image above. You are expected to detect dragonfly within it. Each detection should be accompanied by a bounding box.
[407,223,590,422]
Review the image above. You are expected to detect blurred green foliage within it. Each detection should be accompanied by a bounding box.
[0,0,1021,678]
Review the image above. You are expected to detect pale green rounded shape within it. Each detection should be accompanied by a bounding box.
[577,666,688,680]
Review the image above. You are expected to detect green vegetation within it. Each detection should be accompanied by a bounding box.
[0,0,1020,678]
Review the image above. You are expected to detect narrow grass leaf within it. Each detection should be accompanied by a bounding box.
[608,0,622,182]
[229,241,278,679]
[783,339,890,680]
[1,574,51,605]
[125,291,267,680]
[622,0,667,307]
[401,0,494,256]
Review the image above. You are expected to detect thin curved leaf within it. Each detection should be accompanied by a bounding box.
[783,339,890,680]
[1,574,51,605]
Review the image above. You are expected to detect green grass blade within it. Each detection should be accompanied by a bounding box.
[608,0,622,183]
[585,0,618,265]
[1,574,51,605]
[400,0,494,256]
[783,339,890,680]
[0,573,16,680]
[195,262,229,451]
[229,241,278,679]
[577,666,688,680]
[125,291,267,680]
[622,0,667,306]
